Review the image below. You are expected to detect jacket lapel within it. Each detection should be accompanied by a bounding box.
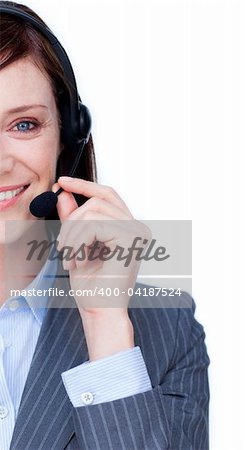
[10,271,88,450]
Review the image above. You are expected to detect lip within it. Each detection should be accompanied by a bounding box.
[0,184,30,212]
[0,184,29,193]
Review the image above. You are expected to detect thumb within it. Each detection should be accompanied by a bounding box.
[52,182,78,222]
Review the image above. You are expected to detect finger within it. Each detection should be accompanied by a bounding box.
[52,183,78,222]
[58,212,149,255]
[63,248,77,272]
[57,176,132,214]
[55,196,132,223]
[58,215,151,279]
[58,212,114,251]
[58,212,111,273]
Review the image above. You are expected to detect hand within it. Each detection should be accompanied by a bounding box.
[52,176,151,360]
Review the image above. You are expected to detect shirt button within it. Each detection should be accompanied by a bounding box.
[81,392,94,405]
[8,299,20,311]
[0,405,8,419]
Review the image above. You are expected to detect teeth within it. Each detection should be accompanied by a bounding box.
[0,186,25,202]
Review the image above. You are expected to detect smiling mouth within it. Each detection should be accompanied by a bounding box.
[0,185,30,202]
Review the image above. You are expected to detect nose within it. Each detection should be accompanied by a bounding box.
[0,136,15,175]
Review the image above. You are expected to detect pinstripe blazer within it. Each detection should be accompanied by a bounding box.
[9,269,210,450]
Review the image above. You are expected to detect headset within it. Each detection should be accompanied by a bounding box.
[0,2,92,217]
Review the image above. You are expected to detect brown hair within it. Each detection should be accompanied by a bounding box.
[0,1,97,218]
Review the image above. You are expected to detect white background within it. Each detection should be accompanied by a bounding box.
[19,0,245,448]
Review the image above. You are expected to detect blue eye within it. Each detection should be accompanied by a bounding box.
[15,121,36,132]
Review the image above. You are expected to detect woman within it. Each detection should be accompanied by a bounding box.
[0,2,210,449]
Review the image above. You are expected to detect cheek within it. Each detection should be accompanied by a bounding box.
[26,135,60,182]
[40,148,58,174]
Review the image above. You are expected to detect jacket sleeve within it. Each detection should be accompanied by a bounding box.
[70,301,210,450]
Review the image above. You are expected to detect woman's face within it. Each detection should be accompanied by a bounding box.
[0,56,61,241]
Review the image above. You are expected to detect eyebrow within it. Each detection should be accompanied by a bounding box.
[5,104,48,115]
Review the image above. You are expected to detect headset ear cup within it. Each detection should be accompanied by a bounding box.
[78,102,92,142]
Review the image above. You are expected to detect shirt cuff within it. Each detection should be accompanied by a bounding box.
[61,346,152,407]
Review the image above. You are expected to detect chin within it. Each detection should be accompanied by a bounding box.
[0,219,38,245]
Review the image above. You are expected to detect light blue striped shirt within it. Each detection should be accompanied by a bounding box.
[0,256,151,449]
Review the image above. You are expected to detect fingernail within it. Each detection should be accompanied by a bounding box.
[58,176,74,182]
